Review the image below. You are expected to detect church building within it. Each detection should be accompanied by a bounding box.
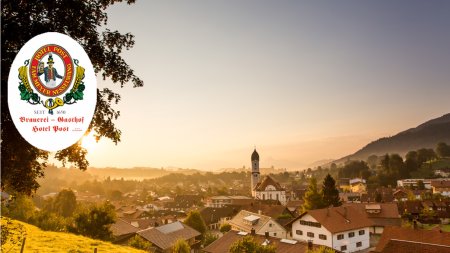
[250,149,287,205]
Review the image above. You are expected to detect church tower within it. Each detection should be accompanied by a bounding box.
[251,149,260,197]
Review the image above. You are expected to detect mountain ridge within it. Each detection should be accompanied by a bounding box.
[333,113,450,164]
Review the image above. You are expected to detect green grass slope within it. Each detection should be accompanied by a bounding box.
[1,218,146,253]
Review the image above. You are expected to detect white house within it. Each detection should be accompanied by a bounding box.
[397,179,432,189]
[229,210,288,239]
[290,206,372,253]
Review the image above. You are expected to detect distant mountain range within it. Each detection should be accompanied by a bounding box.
[334,113,450,164]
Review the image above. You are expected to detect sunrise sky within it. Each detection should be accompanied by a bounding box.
[76,1,450,170]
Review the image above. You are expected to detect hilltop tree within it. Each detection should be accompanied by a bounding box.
[322,174,341,207]
[436,142,450,158]
[302,177,325,211]
[367,155,378,170]
[389,154,407,178]
[339,161,370,179]
[229,236,276,253]
[381,154,390,173]
[183,210,207,239]
[1,0,143,195]
[417,148,437,165]
[68,202,116,240]
[405,151,419,172]
[52,189,77,217]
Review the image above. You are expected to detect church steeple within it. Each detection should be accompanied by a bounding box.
[251,148,260,197]
[251,149,259,161]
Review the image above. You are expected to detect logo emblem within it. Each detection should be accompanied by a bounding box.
[8,32,97,152]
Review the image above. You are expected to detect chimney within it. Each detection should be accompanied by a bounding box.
[265,231,269,238]
[251,228,256,236]
[258,210,262,215]
[308,240,313,250]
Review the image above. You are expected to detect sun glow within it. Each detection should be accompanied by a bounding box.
[81,131,97,151]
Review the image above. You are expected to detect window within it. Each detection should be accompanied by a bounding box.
[273,233,277,236]
[356,242,362,247]
[269,223,272,227]
[359,230,365,235]
[319,234,327,240]
[299,220,321,228]
[341,245,347,251]
[337,234,344,240]
[296,230,303,235]
[348,232,355,238]
[307,232,314,238]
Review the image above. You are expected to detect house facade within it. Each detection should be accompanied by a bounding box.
[290,206,371,253]
[229,210,288,239]
[253,176,287,205]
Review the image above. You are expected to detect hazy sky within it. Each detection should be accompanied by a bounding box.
[77,1,450,170]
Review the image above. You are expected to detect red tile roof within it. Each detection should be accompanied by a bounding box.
[376,239,450,253]
[203,230,329,253]
[290,206,373,233]
[111,218,140,237]
[254,176,284,191]
[431,180,450,188]
[137,221,200,250]
[373,226,450,253]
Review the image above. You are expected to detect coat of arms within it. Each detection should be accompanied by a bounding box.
[17,44,86,115]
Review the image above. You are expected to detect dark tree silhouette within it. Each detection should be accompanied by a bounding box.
[1,0,143,195]
[322,174,341,207]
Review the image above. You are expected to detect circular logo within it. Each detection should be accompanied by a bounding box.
[29,44,74,97]
[8,32,97,152]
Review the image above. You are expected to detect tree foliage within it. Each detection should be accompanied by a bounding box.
[307,246,335,253]
[302,177,325,211]
[52,189,77,217]
[229,236,276,253]
[219,223,231,233]
[128,235,152,251]
[436,142,450,158]
[322,174,341,207]
[338,161,370,179]
[172,239,190,253]
[67,202,116,240]
[1,194,36,222]
[1,0,143,195]
[203,232,218,247]
[0,217,27,252]
[184,210,207,238]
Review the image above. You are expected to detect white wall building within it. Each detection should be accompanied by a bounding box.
[229,210,288,239]
[397,179,432,189]
[253,176,287,205]
[290,206,371,253]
